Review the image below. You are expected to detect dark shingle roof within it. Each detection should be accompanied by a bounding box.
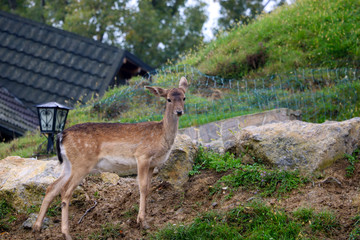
[0,87,38,136]
[0,10,153,138]
[0,10,153,112]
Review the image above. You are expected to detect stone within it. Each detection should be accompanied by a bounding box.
[178,108,301,153]
[236,118,360,173]
[22,213,49,229]
[157,134,197,189]
[0,156,62,212]
[100,172,120,185]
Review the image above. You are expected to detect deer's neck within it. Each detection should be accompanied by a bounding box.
[162,108,179,146]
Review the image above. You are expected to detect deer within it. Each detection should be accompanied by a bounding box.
[32,77,188,240]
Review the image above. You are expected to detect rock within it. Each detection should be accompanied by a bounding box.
[100,172,120,185]
[179,108,301,153]
[157,134,197,189]
[0,156,62,212]
[0,157,87,212]
[22,213,49,229]
[236,118,360,173]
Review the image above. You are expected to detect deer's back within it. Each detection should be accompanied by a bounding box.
[60,122,172,174]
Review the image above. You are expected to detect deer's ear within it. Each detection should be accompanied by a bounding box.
[179,77,188,93]
[145,86,168,98]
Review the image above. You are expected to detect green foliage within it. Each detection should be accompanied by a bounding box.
[217,0,285,31]
[124,0,207,67]
[344,149,360,178]
[0,199,15,231]
[189,146,242,175]
[62,0,129,42]
[89,222,124,240]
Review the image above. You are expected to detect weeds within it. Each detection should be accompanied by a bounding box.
[0,199,15,231]
[189,146,242,176]
[191,147,307,197]
[293,207,340,236]
[344,149,360,178]
[88,222,124,240]
[349,215,360,240]
[214,164,307,197]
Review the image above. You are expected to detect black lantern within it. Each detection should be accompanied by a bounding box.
[36,102,72,153]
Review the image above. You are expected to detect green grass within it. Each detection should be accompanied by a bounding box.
[190,147,308,198]
[0,131,44,159]
[179,0,360,79]
[151,201,339,240]
[293,207,340,234]
[215,164,307,197]
[189,146,243,175]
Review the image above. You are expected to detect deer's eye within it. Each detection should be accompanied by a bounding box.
[167,99,171,102]
[183,97,186,101]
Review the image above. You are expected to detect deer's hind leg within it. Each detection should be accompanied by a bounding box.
[33,159,71,239]
[60,162,96,240]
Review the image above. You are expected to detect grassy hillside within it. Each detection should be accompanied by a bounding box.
[179,0,360,79]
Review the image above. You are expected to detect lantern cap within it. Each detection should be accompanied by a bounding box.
[35,102,73,110]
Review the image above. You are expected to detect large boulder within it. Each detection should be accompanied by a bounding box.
[179,108,301,153]
[236,118,360,173]
[157,134,197,189]
[0,156,62,212]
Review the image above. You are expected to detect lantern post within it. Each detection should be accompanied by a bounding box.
[36,102,72,153]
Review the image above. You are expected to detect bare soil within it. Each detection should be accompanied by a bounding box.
[2,159,360,240]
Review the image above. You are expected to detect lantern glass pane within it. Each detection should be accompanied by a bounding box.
[55,109,68,132]
[39,108,54,131]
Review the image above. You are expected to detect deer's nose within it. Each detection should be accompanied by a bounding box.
[176,110,183,116]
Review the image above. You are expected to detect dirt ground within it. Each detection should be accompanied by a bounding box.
[2,159,360,240]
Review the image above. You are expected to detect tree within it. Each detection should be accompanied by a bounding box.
[0,0,207,67]
[62,0,129,42]
[123,0,207,67]
[216,0,285,31]
[1,0,47,23]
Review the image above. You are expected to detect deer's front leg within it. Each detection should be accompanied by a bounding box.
[137,157,151,229]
